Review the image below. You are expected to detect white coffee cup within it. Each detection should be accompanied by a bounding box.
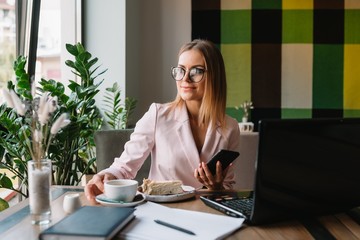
[104,179,138,202]
[63,193,82,214]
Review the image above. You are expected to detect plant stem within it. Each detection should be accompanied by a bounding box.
[22,131,36,161]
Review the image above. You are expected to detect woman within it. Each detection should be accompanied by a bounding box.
[85,39,240,202]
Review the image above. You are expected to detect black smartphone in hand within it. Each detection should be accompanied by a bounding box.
[207,149,240,175]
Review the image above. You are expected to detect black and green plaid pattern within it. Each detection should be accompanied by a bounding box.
[192,0,360,127]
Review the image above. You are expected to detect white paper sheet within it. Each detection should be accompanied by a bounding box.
[118,202,244,240]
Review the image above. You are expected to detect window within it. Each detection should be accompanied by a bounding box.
[36,0,81,85]
[36,0,61,81]
[0,0,16,89]
[0,0,81,203]
[0,0,80,89]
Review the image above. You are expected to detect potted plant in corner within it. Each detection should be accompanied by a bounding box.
[235,100,254,132]
[0,42,106,199]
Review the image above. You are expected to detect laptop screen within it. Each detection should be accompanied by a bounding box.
[252,118,360,224]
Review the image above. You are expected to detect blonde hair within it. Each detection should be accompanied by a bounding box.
[170,39,227,130]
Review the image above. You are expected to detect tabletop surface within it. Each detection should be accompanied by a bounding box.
[1,186,360,240]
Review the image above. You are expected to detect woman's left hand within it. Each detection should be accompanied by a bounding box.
[194,161,227,190]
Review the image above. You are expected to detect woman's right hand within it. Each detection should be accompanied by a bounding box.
[194,161,227,190]
[84,172,117,203]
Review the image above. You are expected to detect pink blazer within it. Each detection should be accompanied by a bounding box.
[102,103,241,189]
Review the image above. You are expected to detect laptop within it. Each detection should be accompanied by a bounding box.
[201,118,360,225]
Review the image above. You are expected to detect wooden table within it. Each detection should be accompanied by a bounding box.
[1,186,360,239]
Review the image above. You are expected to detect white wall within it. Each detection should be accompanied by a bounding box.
[84,0,191,125]
[83,0,126,122]
[60,0,82,93]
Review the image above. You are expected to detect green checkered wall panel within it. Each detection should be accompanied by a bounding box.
[192,0,360,128]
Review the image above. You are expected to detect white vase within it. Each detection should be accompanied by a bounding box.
[28,159,52,225]
[239,117,254,132]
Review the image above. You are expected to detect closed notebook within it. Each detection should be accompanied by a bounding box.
[39,206,135,240]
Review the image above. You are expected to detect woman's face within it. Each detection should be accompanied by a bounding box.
[176,49,206,103]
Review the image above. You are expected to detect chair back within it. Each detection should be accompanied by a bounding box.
[233,132,259,190]
[94,129,151,182]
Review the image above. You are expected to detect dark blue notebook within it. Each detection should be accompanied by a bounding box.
[39,206,135,240]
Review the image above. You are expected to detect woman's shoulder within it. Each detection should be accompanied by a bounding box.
[225,114,239,127]
[149,102,172,113]
[150,102,186,122]
[146,102,177,118]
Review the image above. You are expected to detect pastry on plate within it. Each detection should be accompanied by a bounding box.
[140,178,183,195]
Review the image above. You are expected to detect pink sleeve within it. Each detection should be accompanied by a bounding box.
[99,103,157,179]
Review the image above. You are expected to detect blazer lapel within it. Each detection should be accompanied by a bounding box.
[174,104,201,168]
[201,123,222,160]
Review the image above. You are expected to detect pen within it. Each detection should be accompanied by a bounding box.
[154,219,196,235]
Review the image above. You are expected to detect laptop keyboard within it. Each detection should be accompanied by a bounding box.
[222,197,254,217]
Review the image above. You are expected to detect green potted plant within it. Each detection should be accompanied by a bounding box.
[92,83,138,174]
[235,100,254,132]
[235,100,254,123]
[102,82,137,130]
[0,43,106,198]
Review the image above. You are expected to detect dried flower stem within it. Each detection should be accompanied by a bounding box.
[1,88,70,170]
[23,130,36,161]
[235,100,254,120]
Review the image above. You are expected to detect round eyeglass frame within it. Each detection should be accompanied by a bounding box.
[171,67,207,83]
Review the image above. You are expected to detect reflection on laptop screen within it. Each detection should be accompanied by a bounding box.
[251,118,360,224]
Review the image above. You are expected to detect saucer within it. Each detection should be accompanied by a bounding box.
[96,193,145,207]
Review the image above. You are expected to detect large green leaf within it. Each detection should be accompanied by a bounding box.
[0,173,13,189]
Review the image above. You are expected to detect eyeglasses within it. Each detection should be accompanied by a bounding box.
[171,67,207,83]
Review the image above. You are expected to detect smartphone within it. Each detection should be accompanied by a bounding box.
[206,149,240,175]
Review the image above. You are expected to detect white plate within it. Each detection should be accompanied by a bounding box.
[143,185,196,203]
[95,193,145,207]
